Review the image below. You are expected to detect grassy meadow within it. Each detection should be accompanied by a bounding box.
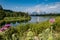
[0,16,60,40]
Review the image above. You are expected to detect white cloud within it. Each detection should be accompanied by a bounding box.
[49,6,57,9]
[13,2,60,13]
[24,2,60,13]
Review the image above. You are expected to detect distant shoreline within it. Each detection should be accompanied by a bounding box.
[30,14,60,16]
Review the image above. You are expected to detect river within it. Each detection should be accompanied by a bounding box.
[10,16,51,26]
[29,16,50,23]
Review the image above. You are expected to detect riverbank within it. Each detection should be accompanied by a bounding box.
[0,16,31,27]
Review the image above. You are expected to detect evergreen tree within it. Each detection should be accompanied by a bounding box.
[0,5,3,10]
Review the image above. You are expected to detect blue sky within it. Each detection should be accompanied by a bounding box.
[0,0,60,13]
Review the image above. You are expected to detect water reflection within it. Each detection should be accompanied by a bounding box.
[10,16,50,26]
[29,16,50,23]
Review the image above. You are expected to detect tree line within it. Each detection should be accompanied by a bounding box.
[0,5,29,20]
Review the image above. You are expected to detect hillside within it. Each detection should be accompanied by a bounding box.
[0,5,31,26]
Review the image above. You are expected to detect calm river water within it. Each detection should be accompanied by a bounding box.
[29,16,50,23]
[10,16,51,26]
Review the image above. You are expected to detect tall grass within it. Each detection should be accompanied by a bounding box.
[0,16,60,40]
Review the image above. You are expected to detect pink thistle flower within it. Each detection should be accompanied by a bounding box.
[49,18,55,23]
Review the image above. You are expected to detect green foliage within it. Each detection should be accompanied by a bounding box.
[0,16,60,40]
[0,10,6,20]
[25,31,34,40]
[0,33,5,40]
